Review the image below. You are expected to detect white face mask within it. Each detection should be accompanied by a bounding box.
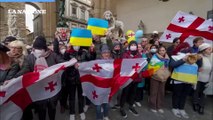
[60,49,66,54]
[150,48,157,53]
[73,46,80,51]
[34,49,45,58]
[130,46,137,51]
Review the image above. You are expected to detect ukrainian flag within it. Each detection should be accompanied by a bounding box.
[171,63,198,84]
[87,18,108,35]
[70,28,92,47]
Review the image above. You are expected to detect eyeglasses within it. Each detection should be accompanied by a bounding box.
[10,47,22,50]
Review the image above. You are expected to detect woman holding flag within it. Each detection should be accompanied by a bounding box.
[170,42,198,119]
[148,46,170,113]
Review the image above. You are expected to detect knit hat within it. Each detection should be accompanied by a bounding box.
[101,44,110,53]
[152,31,158,34]
[33,36,47,50]
[113,41,121,49]
[3,36,17,45]
[128,41,138,50]
[199,43,211,52]
[0,43,10,52]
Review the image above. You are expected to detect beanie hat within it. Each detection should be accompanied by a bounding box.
[199,43,211,52]
[128,40,138,49]
[3,36,17,44]
[113,41,121,49]
[33,36,47,50]
[101,44,110,53]
[0,43,10,52]
[152,31,158,34]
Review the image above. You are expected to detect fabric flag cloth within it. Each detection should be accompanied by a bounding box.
[146,54,164,76]
[78,58,147,105]
[70,28,92,46]
[87,18,108,35]
[171,54,198,84]
[159,11,213,45]
[0,58,77,120]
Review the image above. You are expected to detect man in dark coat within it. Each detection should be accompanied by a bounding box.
[18,36,64,120]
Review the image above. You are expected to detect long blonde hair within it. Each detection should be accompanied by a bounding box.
[8,40,27,55]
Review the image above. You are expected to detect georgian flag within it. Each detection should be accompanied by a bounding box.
[0,58,77,120]
[79,58,147,105]
[159,11,213,45]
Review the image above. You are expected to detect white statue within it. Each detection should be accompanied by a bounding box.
[7,13,19,37]
[103,10,124,40]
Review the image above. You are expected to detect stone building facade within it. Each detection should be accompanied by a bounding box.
[0,2,57,43]
[64,0,92,29]
[0,3,26,41]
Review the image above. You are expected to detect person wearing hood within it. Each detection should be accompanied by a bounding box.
[193,43,212,115]
[17,36,64,120]
[119,41,141,118]
[95,44,111,120]
[111,41,123,59]
[110,41,123,110]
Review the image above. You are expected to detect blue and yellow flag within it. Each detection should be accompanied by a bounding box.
[87,18,108,35]
[70,28,92,46]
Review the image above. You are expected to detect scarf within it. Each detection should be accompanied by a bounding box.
[33,50,51,72]
[156,53,170,68]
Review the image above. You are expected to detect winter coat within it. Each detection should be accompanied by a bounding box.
[111,51,123,59]
[123,51,142,82]
[170,57,198,84]
[0,63,20,85]
[198,53,213,83]
[63,49,96,85]
[15,51,64,77]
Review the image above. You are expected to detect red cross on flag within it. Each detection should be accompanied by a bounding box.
[0,59,77,120]
[159,11,213,45]
[79,58,147,105]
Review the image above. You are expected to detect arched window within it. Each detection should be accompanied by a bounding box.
[0,6,5,22]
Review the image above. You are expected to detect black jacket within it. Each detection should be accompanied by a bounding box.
[62,49,96,85]
[15,51,64,77]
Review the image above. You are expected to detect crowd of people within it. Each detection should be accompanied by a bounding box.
[0,30,212,120]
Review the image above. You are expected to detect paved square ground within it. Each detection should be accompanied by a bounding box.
[33,92,213,120]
